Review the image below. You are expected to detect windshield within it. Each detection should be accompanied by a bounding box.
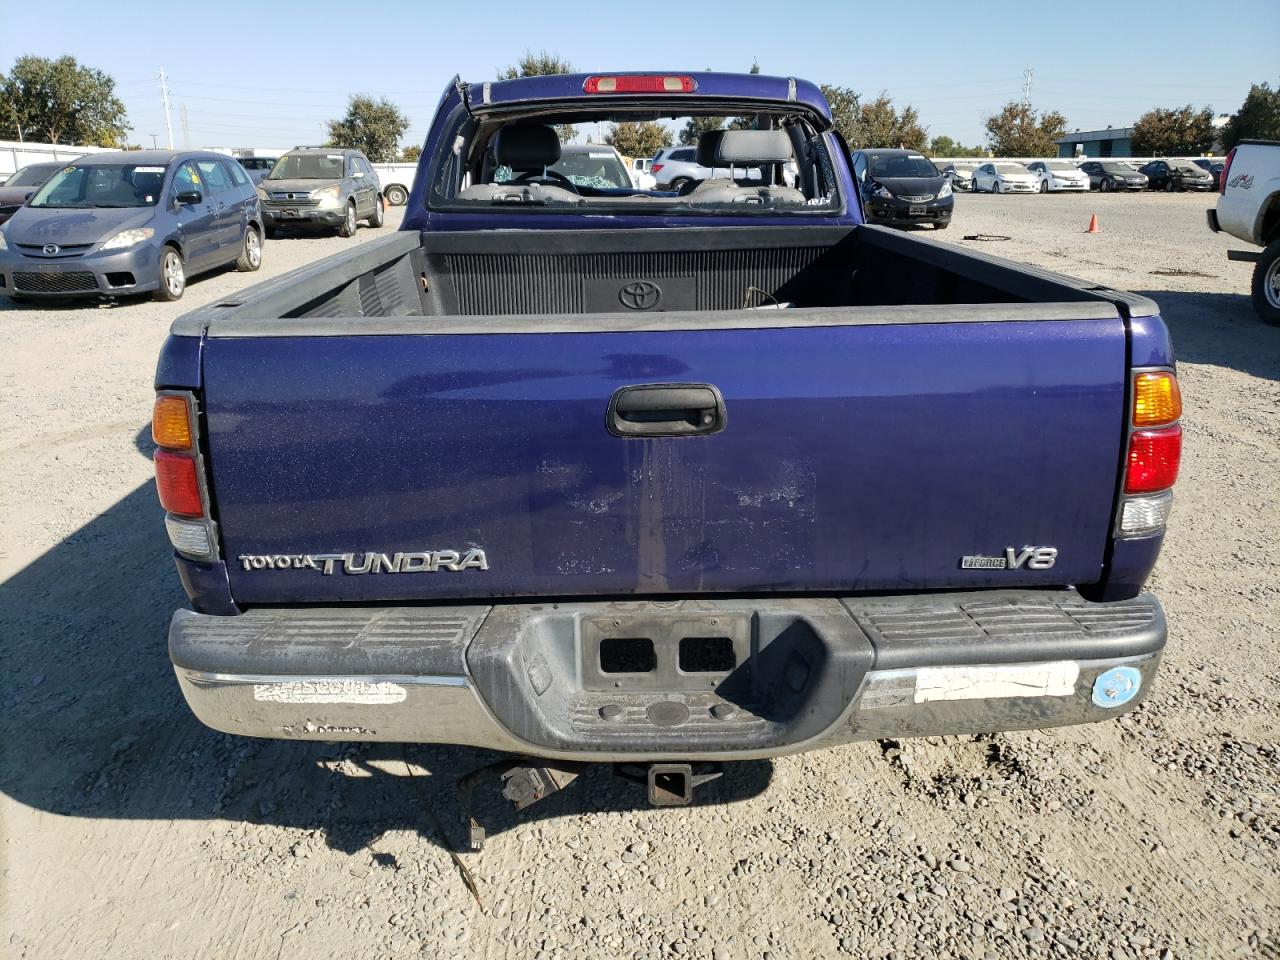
[1101,163,1132,173]
[868,154,938,178]
[1172,163,1203,174]
[268,153,345,180]
[29,163,168,208]
[242,158,277,170]
[7,165,59,187]
[496,149,632,189]
[1045,161,1076,171]
[995,163,1029,175]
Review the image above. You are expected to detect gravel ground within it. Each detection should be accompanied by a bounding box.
[2,195,1277,960]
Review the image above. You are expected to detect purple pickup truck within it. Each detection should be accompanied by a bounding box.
[152,72,1181,812]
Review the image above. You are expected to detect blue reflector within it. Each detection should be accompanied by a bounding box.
[1092,666,1142,708]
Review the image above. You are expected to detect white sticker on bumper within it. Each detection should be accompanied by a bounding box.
[913,661,1079,704]
[252,679,407,705]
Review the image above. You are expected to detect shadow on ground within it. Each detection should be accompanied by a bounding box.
[0,483,773,855]
[1141,288,1280,381]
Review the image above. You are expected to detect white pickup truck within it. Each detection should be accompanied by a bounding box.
[1208,140,1280,324]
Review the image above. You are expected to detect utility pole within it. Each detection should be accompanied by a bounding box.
[180,104,190,149]
[158,67,174,149]
[150,134,159,149]
[1021,66,1034,110]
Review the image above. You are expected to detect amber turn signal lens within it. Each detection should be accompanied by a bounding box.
[1133,372,1181,427]
[153,395,193,449]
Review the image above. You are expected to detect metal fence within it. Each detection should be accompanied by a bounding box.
[0,140,111,177]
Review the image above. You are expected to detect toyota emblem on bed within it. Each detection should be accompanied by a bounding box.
[619,280,662,310]
[236,549,489,574]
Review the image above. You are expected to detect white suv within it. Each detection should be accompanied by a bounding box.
[1208,140,1280,324]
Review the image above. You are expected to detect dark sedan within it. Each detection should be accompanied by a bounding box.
[1078,161,1148,192]
[851,149,954,229]
[1138,159,1215,192]
[0,162,63,225]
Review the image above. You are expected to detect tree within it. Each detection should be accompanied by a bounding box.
[679,115,724,146]
[605,121,672,159]
[401,145,422,162]
[820,84,862,145]
[0,55,128,146]
[500,51,577,143]
[1131,105,1215,156]
[929,135,984,158]
[1221,81,1280,151]
[983,102,1067,156]
[326,95,409,162]
[858,94,927,150]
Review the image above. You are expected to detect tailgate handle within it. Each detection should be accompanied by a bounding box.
[607,383,727,438]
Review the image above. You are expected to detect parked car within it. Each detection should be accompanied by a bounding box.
[547,144,636,189]
[0,162,63,224]
[851,148,953,229]
[1078,161,1149,192]
[0,150,263,302]
[1026,160,1090,193]
[941,162,977,191]
[157,71,1177,827]
[236,157,278,186]
[971,161,1038,193]
[623,156,657,189]
[1207,140,1280,324]
[370,162,418,206]
[1191,157,1225,189]
[256,147,384,238]
[650,145,707,189]
[1138,159,1214,192]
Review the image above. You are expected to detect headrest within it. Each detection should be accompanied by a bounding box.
[696,129,727,168]
[716,130,793,165]
[494,125,561,170]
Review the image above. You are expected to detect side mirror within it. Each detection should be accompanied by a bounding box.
[351,171,365,179]
[176,190,203,205]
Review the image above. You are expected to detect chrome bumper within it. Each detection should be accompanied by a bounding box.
[171,591,1165,762]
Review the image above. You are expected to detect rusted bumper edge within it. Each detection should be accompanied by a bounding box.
[170,591,1165,763]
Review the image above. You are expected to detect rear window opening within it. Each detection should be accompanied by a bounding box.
[432,104,840,217]
[679,637,736,673]
[600,637,657,674]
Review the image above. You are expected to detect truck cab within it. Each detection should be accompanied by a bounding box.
[1208,140,1280,324]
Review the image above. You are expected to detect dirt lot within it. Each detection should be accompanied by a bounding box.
[2,195,1276,960]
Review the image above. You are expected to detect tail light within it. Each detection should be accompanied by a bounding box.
[153,391,217,559]
[651,164,664,174]
[583,75,696,94]
[1117,370,1182,536]
[1220,147,1235,195]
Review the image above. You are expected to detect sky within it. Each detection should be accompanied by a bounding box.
[2,0,1277,152]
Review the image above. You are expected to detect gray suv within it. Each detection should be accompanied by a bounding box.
[257,147,384,237]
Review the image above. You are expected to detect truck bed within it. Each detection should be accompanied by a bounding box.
[169,225,1153,608]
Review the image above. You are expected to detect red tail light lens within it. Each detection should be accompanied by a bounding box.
[583,75,696,94]
[651,163,664,173]
[1220,147,1235,195]
[1124,426,1182,494]
[155,449,205,516]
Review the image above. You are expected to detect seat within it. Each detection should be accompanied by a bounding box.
[675,130,728,196]
[686,130,805,204]
[459,125,579,201]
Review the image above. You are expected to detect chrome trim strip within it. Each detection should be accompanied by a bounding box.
[179,668,469,688]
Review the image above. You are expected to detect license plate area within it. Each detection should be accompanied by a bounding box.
[909,205,926,216]
[281,208,300,218]
[580,613,752,694]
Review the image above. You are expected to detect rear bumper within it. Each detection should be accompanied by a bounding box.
[170,591,1165,762]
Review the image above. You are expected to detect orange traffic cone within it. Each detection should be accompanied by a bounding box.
[1086,214,1100,233]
